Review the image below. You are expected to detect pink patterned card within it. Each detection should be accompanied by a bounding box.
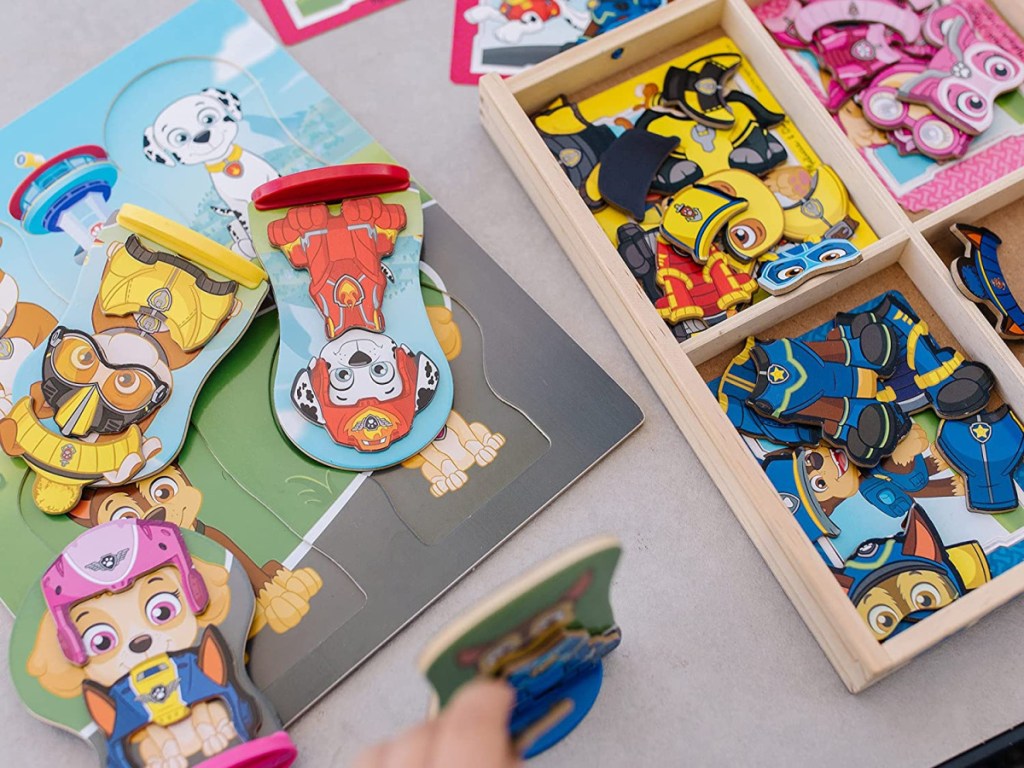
[754,0,1024,213]
[262,0,405,44]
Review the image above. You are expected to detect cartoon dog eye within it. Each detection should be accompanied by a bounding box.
[954,88,987,119]
[149,476,179,503]
[168,129,190,147]
[810,475,828,493]
[520,11,543,24]
[866,604,901,638]
[111,504,142,521]
[330,366,355,390]
[369,361,395,385]
[112,370,142,395]
[83,623,119,656]
[975,52,1018,81]
[197,107,220,126]
[816,248,846,263]
[730,225,757,248]
[909,582,943,610]
[145,592,182,625]
[778,265,804,280]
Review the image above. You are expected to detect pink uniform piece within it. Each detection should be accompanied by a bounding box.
[816,23,903,91]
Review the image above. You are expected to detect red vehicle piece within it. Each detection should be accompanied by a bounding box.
[267,197,407,339]
[654,239,757,323]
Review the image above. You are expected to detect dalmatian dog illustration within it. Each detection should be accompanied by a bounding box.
[464,0,590,44]
[292,328,440,452]
[142,88,279,259]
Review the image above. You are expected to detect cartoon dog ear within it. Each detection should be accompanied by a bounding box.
[82,681,118,738]
[202,87,243,121]
[292,368,325,426]
[27,613,88,699]
[414,353,440,412]
[197,626,231,686]
[142,126,177,167]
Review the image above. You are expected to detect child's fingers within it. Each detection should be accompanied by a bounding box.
[382,722,435,768]
[429,679,518,768]
[352,743,387,768]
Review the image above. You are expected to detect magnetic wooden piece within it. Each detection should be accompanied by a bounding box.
[951,224,1024,340]
[596,130,680,219]
[419,536,621,759]
[116,204,267,289]
[251,163,411,211]
[477,0,1024,693]
[10,519,298,768]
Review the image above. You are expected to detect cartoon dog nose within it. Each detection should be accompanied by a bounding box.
[348,350,372,366]
[145,506,167,522]
[129,635,153,653]
[193,130,211,144]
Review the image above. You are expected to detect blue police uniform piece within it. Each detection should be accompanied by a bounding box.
[102,641,256,768]
[835,292,993,419]
[747,334,904,466]
[507,628,621,759]
[936,406,1024,513]
[951,224,1024,339]
[716,351,820,447]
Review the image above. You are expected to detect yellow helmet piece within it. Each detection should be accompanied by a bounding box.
[660,184,747,264]
[701,169,784,261]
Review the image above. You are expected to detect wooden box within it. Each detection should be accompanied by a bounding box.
[479,0,1024,691]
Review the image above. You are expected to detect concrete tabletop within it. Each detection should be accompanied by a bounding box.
[2,1,1024,765]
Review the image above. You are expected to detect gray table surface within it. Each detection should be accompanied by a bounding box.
[2,2,1024,766]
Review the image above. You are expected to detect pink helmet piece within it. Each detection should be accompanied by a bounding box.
[41,518,209,666]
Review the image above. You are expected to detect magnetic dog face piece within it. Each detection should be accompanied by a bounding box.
[899,6,1024,136]
[251,167,454,470]
[660,54,743,129]
[700,169,784,261]
[0,206,268,514]
[951,224,1024,340]
[757,239,862,295]
[11,518,297,768]
[861,63,972,162]
[660,184,748,264]
[419,536,622,760]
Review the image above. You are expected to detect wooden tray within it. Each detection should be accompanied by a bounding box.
[479,0,1024,692]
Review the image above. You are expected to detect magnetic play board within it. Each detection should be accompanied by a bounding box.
[0,0,643,725]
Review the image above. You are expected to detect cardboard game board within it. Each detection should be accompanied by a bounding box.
[452,0,671,85]
[0,0,643,725]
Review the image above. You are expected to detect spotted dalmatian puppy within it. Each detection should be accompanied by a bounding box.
[142,88,279,255]
[292,328,440,452]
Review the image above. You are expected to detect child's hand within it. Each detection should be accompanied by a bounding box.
[354,679,519,768]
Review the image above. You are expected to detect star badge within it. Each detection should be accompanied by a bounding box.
[970,422,992,443]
